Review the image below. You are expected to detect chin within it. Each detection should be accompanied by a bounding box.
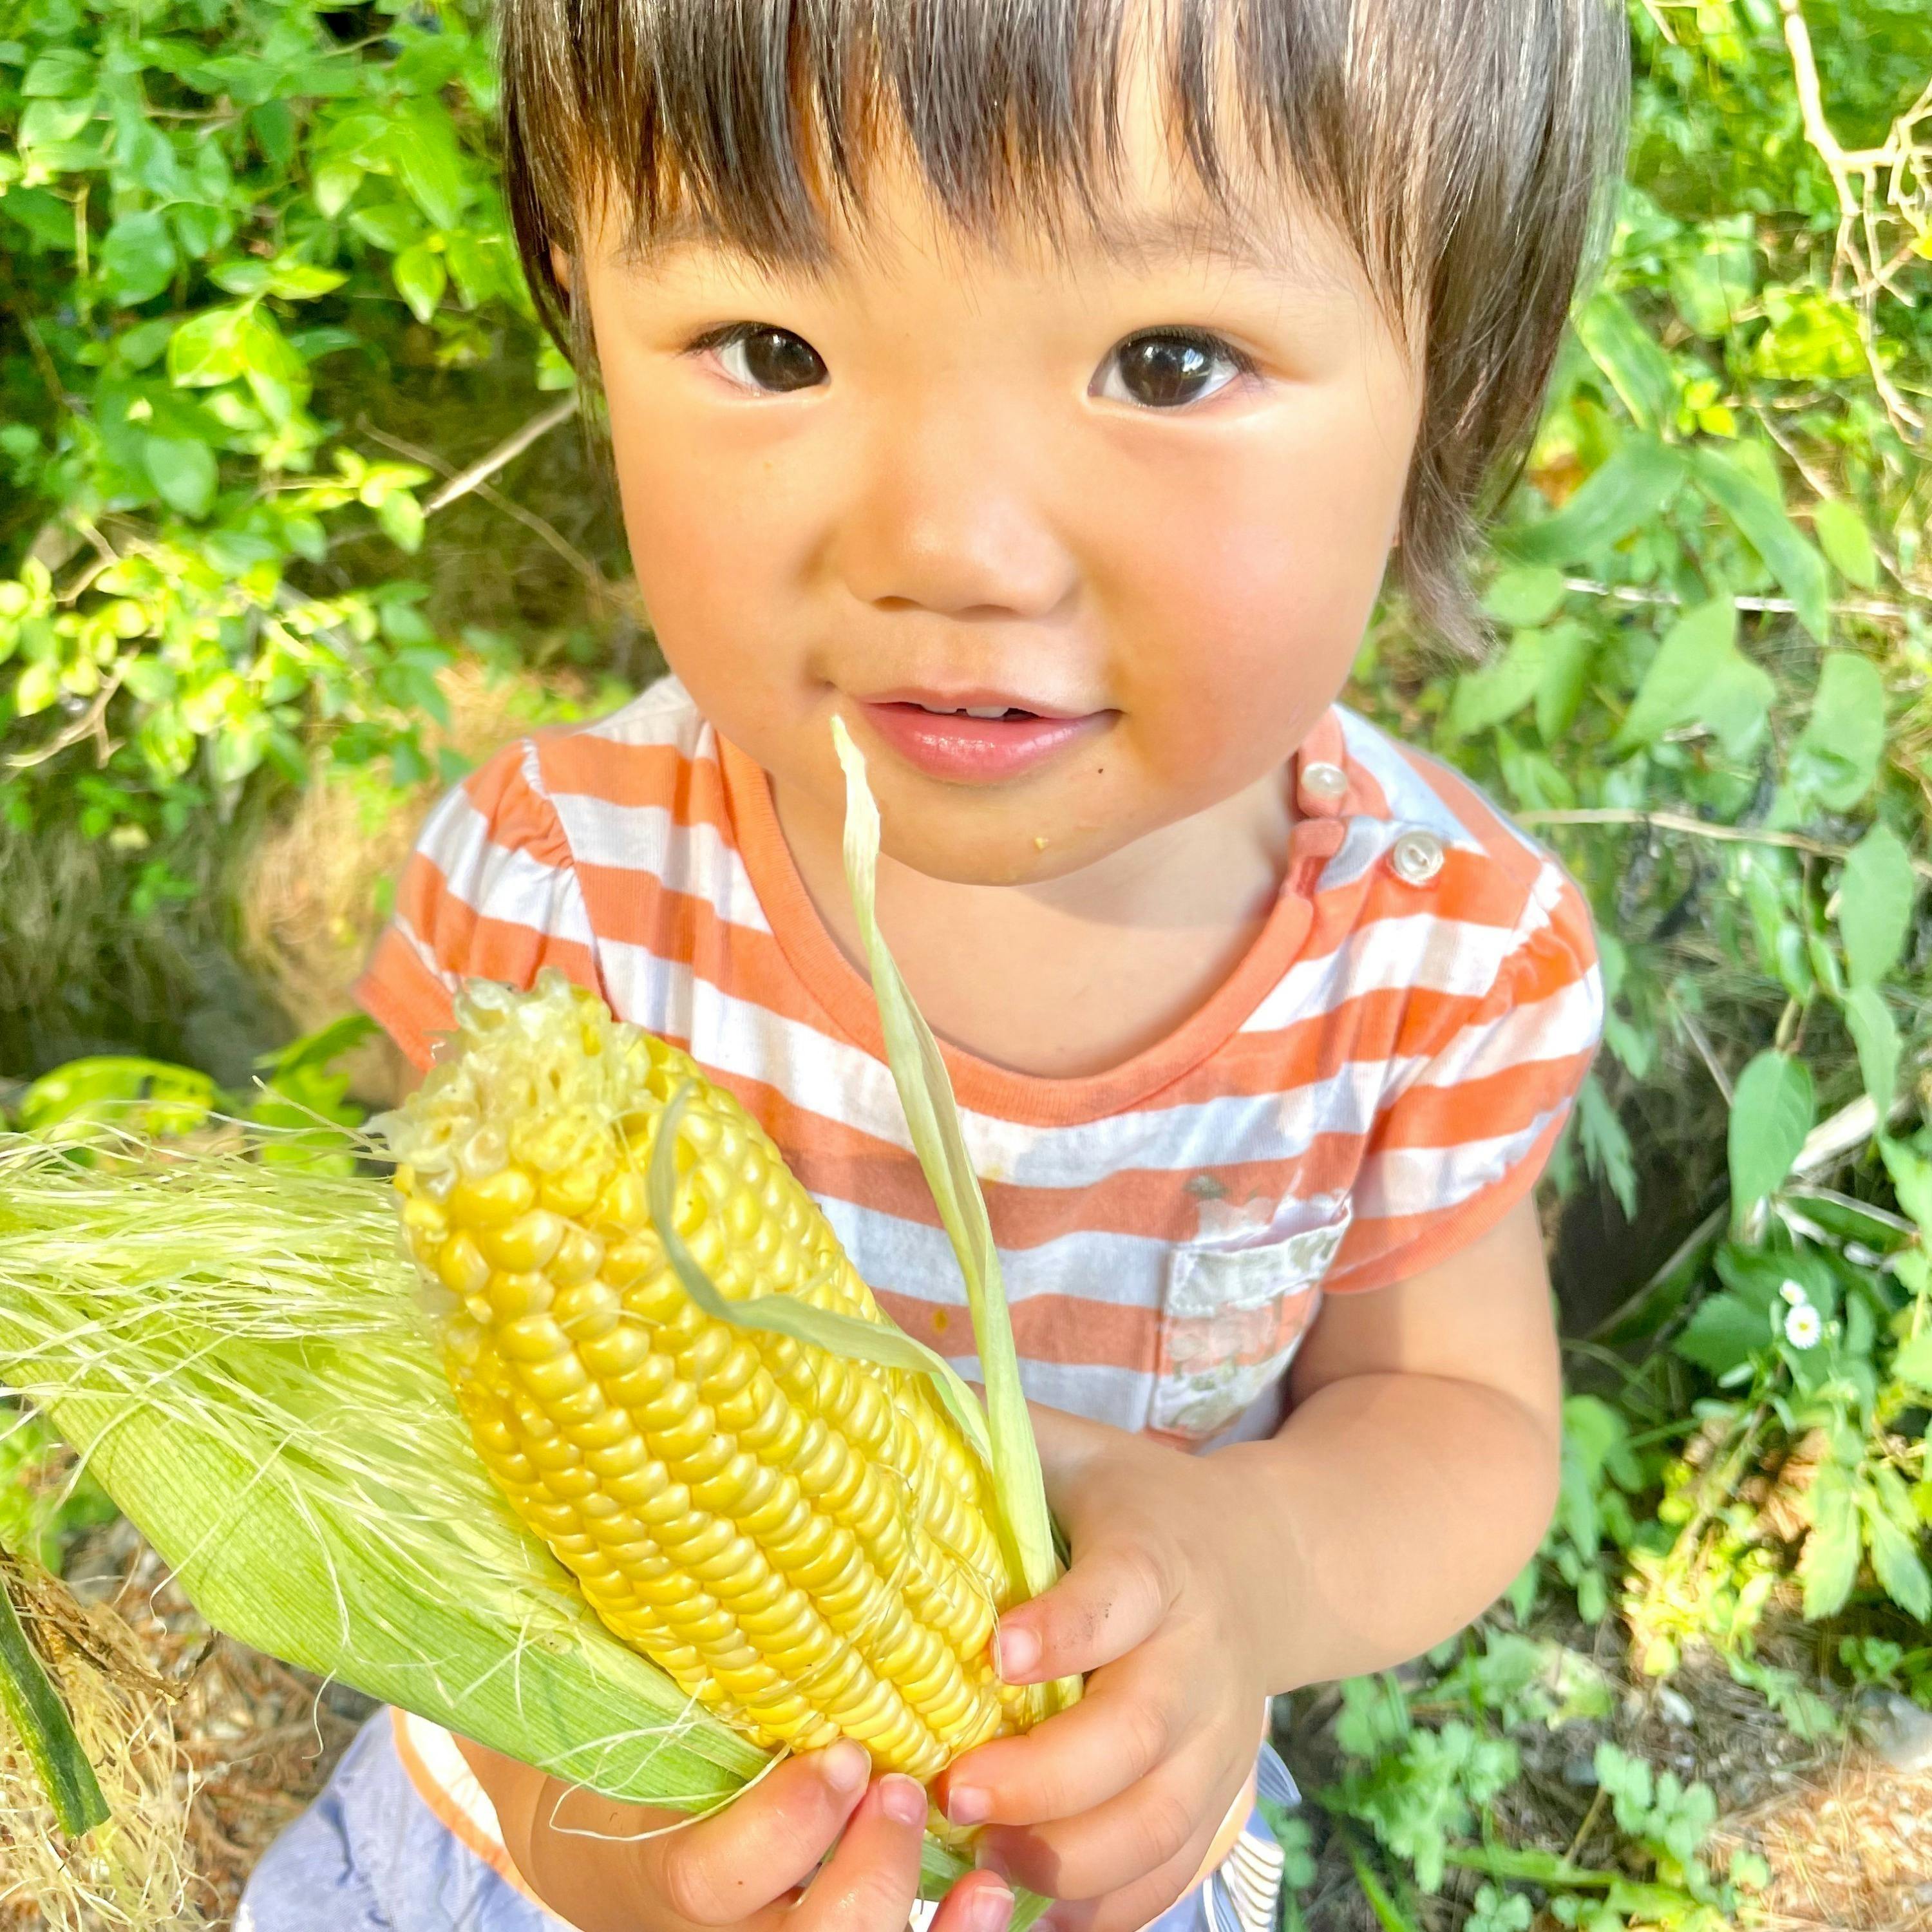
[874,810,1129,887]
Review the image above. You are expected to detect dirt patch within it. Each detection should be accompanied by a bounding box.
[1,1523,372,1931]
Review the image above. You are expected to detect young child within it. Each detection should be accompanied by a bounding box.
[240,3,1629,1928]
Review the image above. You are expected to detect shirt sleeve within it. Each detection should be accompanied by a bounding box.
[1324,856,1604,1294]
[353,738,603,1070]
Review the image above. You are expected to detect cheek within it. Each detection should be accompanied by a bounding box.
[1098,402,1410,781]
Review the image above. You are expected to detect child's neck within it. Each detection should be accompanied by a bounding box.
[769,764,1298,1079]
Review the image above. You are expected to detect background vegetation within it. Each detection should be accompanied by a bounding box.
[3,0,1931,1926]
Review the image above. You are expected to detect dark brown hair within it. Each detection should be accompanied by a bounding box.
[498,0,1630,656]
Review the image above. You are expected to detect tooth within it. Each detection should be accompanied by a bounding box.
[962,706,1010,719]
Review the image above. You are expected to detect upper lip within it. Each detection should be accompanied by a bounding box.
[857,688,1100,720]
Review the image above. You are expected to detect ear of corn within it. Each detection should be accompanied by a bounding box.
[379,976,1050,1780]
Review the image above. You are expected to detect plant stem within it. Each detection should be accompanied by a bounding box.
[0,1562,109,1839]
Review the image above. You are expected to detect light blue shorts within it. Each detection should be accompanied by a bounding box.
[238,1711,1296,1932]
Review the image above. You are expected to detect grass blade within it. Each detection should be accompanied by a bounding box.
[0,1557,109,1838]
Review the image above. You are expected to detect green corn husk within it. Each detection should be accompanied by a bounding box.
[0,731,1065,1918]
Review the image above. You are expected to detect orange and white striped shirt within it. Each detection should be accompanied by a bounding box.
[358,674,1601,1451]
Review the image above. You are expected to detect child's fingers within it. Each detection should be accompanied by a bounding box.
[647,1742,872,1924]
[788,1776,1015,1932]
[971,1745,1245,1904]
[1028,1826,1215,1932]
[938,1669,1182,1826]
[992,1539,1173,1685]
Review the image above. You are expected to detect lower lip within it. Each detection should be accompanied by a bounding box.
[855,702,1109,783]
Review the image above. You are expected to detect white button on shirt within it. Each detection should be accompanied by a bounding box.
[1387,828,1445,886]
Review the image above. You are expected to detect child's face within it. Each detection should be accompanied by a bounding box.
[564,93,1422,887]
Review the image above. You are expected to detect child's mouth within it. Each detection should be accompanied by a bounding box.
[853,694,1110,784]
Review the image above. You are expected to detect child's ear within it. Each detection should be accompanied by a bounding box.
[549,243,572,291]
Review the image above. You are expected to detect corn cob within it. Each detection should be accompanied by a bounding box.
[380,972,1036,1780]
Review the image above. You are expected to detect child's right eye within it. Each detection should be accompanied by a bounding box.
[695,323,828,394]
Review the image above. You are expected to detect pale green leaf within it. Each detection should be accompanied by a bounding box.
[1690,445,1831,642]
[1727,1050,1814,1217]
[829,718,1070,1651]
[166,304,250,387]
[1508,436,1689,567]
[142,434,216,518]
[1839,824,1917,987]
[1843,984,1899,1110]
[1861,1486,1932,1622]
[1575,291,1677,433]
[1615,597,1773,758]
[1799,1455,1861,1620]
[1481,566,1569,628]
[1790,652,1886,810]
[1814,498,1879,589]
[392,243,447,324]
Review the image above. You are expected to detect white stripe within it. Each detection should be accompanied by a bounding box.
[1405,971,1604,1090]
[416,791,598,950]
[1241,909,1522,1033]
[549,795,773,934]
[601,940,1435,1186]
[1352,1110,1566,1218]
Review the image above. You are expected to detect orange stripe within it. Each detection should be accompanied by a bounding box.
[1370,1050,1598,1150]
[538,735,734,834]
[1327,1110,1567,1293]
[397,854,603,999]
[876,1285,1160,1372]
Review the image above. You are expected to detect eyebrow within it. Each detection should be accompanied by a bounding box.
[618,198,1343,294]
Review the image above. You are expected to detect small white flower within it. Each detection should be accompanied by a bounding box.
[1785,1302,1823,1350]
[1779,1279,1808,1307]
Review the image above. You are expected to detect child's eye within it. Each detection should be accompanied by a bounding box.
[695,323,828,394]
[1094,329,1253,410]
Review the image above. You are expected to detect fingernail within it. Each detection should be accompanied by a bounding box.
[820,1740,871,1796]
[947,1785,989,1827]
[995,1623,1041,1681]
[880,1774,927,1826]
[966,1879,1014,1932]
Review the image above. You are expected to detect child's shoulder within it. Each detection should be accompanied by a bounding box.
[1328,701,1560,907]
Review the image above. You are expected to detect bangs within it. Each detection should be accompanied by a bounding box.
[499,0,1630,656]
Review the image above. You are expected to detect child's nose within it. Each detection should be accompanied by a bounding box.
[833,410,1078,622]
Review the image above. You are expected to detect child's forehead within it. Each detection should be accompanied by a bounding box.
[592,109,1363,305]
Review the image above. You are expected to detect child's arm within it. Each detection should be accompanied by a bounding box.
[933,1193,1562,1932]
[452,1735,1017,1932]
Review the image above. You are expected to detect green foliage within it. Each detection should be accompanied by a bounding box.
[0,1407,115,1574]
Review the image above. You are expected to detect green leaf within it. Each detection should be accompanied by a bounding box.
[314,157,364,221]
[1674,1291,1769,1378]
[1839,824,1917,988]
[235,311,309,426]
[1880,1137,1932,1238]
[374,489,425,553]
[1892,1331,1932,1392]
[1508,435,1689,567]
[1575,290,1677,434]
[22,50,92,96]
[1799,1455,1862,1620]
[0,1571,109,1838]
[1615,597,1772,758]
[392,242,448,323]
[166,304,251,387]
[1690,444,1832,642]
[1727,1050,1815,1218]
[142,434,217,518]
[1445,632,1548,738]
[99,209,177,305]
[348,201,423,254]
[1790,652,1886,810]
[1482,565,1569,627]
[830,717,1072,1703]
[377,110,471,230]
[1814,498,1879,590]
[1533,623,1594,744]
[1861,1486,1932,1622]
[1843,985,1899,1110]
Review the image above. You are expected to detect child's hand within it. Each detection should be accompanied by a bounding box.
[454,1734,1016,1932]
[934,1409,1280,1932]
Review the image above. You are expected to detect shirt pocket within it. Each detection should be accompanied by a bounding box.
[1150,1200,1352,1443]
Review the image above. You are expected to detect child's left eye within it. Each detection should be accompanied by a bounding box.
[1093,330,1253,410]
[696,323,829,394]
